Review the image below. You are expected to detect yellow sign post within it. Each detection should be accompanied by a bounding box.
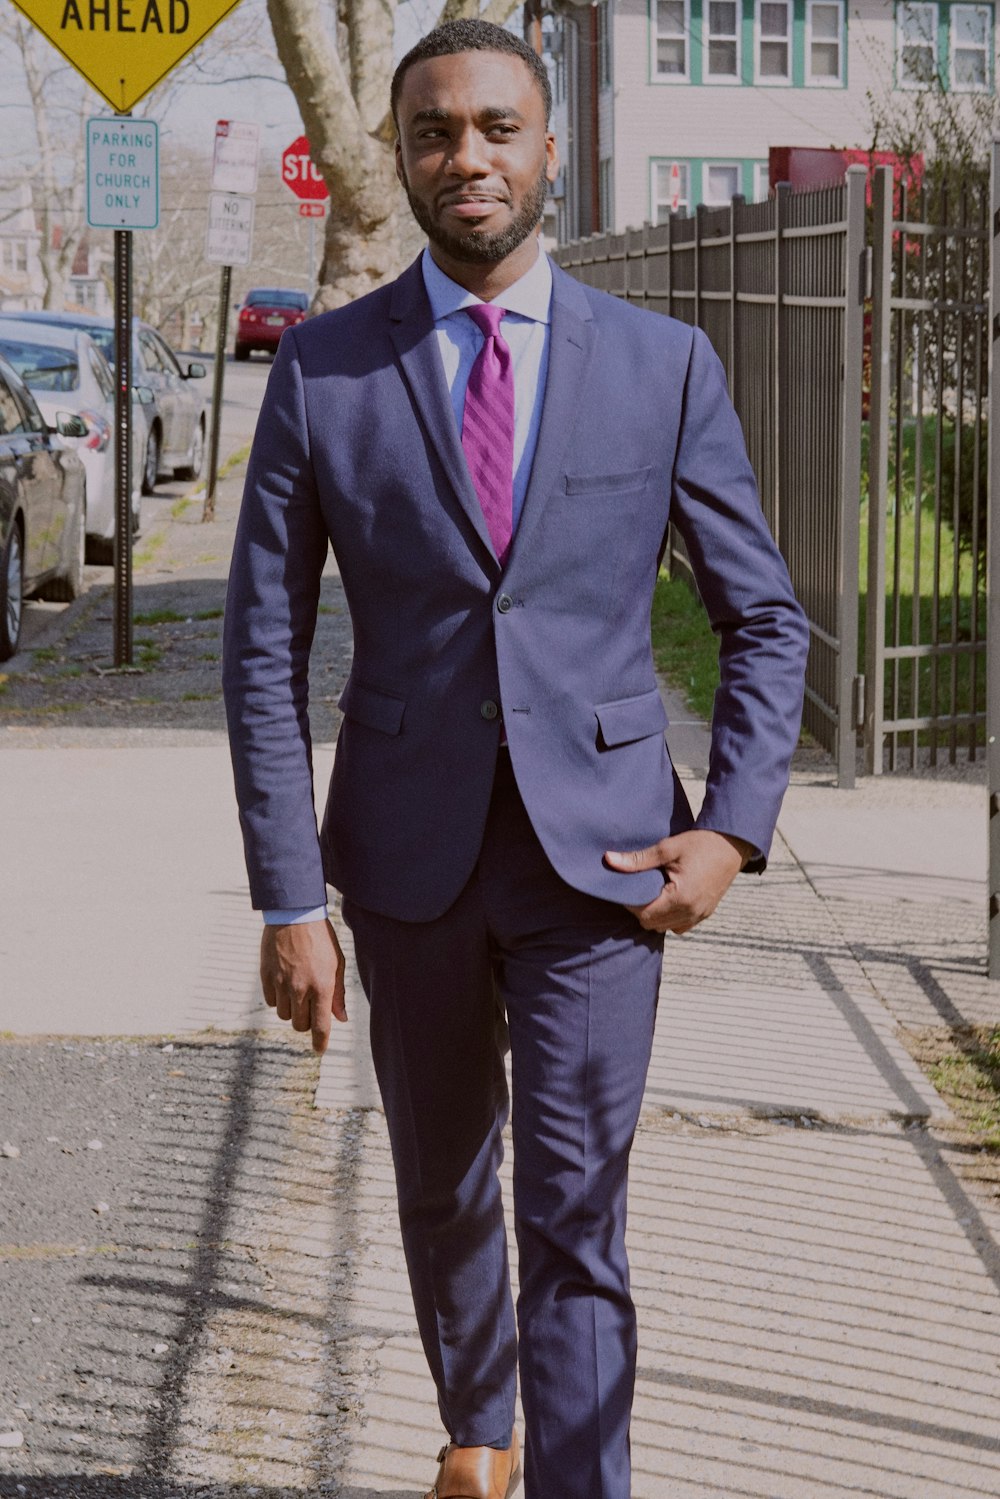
[9,0,244,112]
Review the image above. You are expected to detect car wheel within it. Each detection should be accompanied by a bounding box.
[234,342,250,361]
[38,498,86,603]
[141,425,161,495]
[0,520,24,661]
[177,417,205,481]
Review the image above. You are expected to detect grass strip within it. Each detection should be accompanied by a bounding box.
[650,568,719,722]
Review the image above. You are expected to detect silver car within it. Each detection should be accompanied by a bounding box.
[0,318,146,563]
[7,310,208,495]
[0,355,87,660]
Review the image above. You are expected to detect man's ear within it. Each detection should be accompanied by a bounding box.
[394,139,405,189]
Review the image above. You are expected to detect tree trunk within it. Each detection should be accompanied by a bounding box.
[266,0,522,307]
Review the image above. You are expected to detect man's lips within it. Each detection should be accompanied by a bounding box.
[439,194,508,218]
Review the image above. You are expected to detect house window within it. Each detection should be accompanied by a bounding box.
[597,1,612,87]
[897,1,938,85]
[703,162,741,204]
[951,3,991,87]
[754,160,770,199]
[653,160,691,220]
[654,0,689,79]
[808,0,844,81]
[707,0,741,77]
[758,0,792,79]
[0,240,28,274]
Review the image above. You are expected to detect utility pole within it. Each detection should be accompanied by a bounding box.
[523,0,542,53]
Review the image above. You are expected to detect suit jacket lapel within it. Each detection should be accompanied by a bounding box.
[388,258,499,569]
[507,263,596,569]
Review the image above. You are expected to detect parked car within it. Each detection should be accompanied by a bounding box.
[234,288,309,360]
[8,310,207,495]
[0,318,147,563]
[0,354,87,660]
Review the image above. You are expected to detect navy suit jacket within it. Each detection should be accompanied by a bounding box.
[222,255,809,922]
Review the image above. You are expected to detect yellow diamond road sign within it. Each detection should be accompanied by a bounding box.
[10,0,245,113]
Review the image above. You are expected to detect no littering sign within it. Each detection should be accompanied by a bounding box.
[86,117,159,228]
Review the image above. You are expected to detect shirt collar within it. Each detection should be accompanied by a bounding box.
[421,241,552,326]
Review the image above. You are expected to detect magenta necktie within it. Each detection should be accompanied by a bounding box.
[461,303,515,566]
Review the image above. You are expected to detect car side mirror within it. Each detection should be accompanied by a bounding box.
[54,412,87,438]
[132,384,155,405]
[185,361,207,379]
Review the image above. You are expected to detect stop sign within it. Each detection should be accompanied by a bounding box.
[281,135,329,202]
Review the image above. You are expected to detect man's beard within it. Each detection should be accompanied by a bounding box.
[402,162,549,264]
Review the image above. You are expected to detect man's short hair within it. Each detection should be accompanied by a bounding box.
[391,19,552,128]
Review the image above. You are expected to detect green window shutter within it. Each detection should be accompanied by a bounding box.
[793,0,807,84]
[742,0,755,81]
[691,0,704,84]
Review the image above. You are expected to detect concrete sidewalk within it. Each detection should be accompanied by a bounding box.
[3,706,1000,1495]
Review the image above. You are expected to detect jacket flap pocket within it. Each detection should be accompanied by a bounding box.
[564,466,652,496]
[338,679,405,736]
[595,688,668,748]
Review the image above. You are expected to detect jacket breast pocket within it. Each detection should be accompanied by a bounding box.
[594,687,668,749]
[563,466,652,497]
[338,678,406,736]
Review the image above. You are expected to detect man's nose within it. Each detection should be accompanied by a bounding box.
[445,125,490,176]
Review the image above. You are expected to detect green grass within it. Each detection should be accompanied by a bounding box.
[650,569,719,721]
[922,1028,1000,1150]
[135,608,187,626]
[170,496,192,521]
[195,607,224,621]
[33,646,58,664]
[182,691,218,702]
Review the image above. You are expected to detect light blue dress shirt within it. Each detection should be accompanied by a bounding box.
[263,244,555,927]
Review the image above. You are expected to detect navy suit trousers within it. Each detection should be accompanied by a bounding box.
[343,752,664,1499]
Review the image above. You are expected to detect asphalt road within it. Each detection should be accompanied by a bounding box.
[17,355,271,656]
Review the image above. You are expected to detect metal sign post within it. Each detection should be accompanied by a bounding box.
[87,115,159,667]
[988,141,1000,978]
[204,134,257,520]
[113,226,133,667]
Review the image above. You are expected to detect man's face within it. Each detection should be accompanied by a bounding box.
[394,49,558,267]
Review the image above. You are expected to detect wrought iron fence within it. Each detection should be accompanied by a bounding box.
[866,165,989,773]
[554,167,867,786]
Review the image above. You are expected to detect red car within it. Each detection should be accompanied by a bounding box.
[234,287,309,360]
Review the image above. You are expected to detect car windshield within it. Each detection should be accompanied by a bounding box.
[245,289,307,309]
[0,339,80,391]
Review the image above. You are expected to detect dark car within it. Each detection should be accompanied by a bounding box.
[234,288,309,360]
[7,310,207,495]
[0,355,87,660]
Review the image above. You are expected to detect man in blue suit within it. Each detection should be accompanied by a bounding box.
[223,19,808,1499]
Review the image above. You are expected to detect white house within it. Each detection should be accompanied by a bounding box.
[547,0,995,237]
[0,183,44,311]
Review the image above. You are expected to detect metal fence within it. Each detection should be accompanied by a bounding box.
[554,166,867,785]
[866,164,989,773]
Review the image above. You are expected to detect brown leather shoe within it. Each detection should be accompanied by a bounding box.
[424,1429,521,1498]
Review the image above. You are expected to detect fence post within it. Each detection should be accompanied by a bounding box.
[773,182,790,553]
[866,165,893,776]
[836,166,867,790]
[988,142,1000,977]
[729,194,744,398]
[695,201,705,328]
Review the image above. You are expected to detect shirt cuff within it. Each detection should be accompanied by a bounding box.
[262,905,329,925]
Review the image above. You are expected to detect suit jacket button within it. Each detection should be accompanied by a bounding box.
[480,699,499,720]
[497,593,513,614]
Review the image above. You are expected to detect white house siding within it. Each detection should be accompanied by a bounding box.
[599,0,996,232]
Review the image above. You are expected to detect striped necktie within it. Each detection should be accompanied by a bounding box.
[461,303,515,566]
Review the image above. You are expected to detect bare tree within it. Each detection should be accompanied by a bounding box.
[266,0,524,308]
[0,11,89,308]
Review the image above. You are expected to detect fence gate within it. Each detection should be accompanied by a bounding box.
[555,167,867,786]
[866,164,990,773]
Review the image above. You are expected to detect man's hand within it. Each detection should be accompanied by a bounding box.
[604,829,753,934]
[260,919,347,1054]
